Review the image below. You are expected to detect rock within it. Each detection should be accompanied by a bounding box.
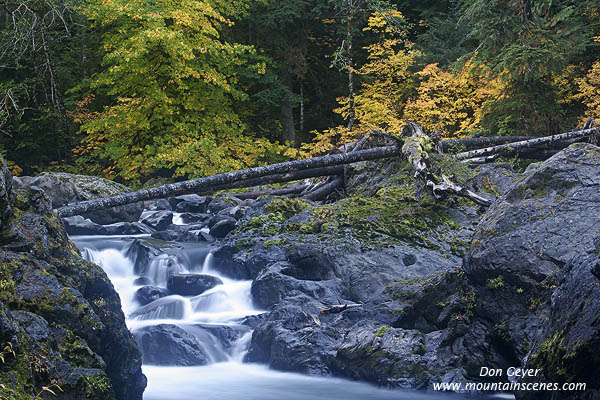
[207,196,234,214]
[466,143,600,287]
[175,198,211,213]
[178,212,211,225]
[150,225,212,243]
[167,195,211,213]
[462,143,600,396]
[133,277,153,286]
[125,238,182,276]
[250,262,342,309]
[167,274,223,296]
[135,286,170,306]
[133,324,210,366]
[141,211,173,231]
[148,199,172,211]
[195,323,250,349]
[15,172,143,224]
[209,218,237,239]
[220,205,249,220]
[63,216,155,236]
[0,156,12,230]
[467,163,520,199]
[0,182,146,399]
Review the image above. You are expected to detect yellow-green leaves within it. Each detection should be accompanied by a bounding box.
[79,0,286,182]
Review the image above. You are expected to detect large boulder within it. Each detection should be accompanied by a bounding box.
[462,143,600,398]
[14,172,143,224]
[0,178,146,399]
[167,274,223,296]
[135,286,170,306]
[167,195,211,213]
[141,210,173,231]
[133,324,210,366]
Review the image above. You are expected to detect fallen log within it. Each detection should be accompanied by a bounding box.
[454,127,599,161]
[56,145,402,217]
[302,131,375,201]
[402,122,492,207]
[441,136,530,152]
[320,303,363,314]
[211,166,344,192]
[56,125,598,217]
[230,186,307,200]
[303,176,344,201]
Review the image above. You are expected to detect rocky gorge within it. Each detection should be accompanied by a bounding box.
[1,143,599,399]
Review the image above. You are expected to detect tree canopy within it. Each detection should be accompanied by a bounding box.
[0,0,599,183]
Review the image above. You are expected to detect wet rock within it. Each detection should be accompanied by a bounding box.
[133,324,210,366]
[63,216,154,236]
[133,277,153,286]
[151,225,212,243]
[220,205,249,220]
[207,197,234,214]
[195,323,250,349]
[0,182,146,399]
[125,238,181,276]
[14,172,143,224]
[135,286,171,306]
[167,274,223,296]
[148,198,172,211]
[209,218,237,238]
[168,195,211,213]
[237,313,268,329]
[178,212,211,225]
[141,211,173,231]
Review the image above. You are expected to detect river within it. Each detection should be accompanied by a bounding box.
[72,234,511,400]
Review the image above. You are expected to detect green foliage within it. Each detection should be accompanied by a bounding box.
[460,0,597,136]
[486,275,505,289]
[78,0,289,182]
[374,325,391,337]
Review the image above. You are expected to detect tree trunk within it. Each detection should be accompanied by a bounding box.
[402,123,492,207]
[231,186,308,200]
[441,136,530,152]
[56,147,401,217]
[281,71,296,144]
[454,127,599,161]
[41,28,69,158]
[299,81,305,137]
[346,2,355,132]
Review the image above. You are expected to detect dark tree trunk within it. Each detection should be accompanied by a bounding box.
[346,2,355,131]
[56,147,400,217]
[281,71,296,144]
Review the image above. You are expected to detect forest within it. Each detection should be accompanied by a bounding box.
[1,0,599,185]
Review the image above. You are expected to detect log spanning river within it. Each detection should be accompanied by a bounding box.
[71,231,511,400]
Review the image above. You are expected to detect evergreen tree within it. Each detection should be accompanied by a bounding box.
[461,0,596,136]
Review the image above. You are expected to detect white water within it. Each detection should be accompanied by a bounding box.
[73,235,487,400]
[76,237,260,365]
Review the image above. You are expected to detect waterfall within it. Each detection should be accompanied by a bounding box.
[71,232,471,400]
[75,237,261,365]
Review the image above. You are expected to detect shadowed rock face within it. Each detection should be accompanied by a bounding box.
[209,144,600,398]
[0,158,146,400]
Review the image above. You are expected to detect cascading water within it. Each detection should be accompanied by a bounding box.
[75,236,260,364]
[72,233,494,400]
